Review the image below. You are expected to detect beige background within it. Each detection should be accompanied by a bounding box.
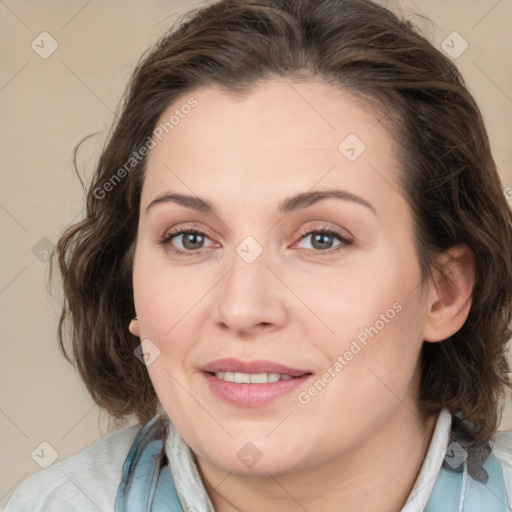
[1,0,511,506]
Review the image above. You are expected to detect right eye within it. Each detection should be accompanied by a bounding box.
[160,228,215,255]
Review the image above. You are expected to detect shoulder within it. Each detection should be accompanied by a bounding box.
[492,428,512,507]
[3,423,142,512]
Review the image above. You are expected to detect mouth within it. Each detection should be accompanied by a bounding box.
[199,358,313,407]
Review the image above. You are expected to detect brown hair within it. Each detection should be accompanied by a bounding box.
[53,0,512,452]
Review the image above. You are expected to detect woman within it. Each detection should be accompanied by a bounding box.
[5,0,512,510]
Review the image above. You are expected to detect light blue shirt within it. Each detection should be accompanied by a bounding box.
[4,408,511,511]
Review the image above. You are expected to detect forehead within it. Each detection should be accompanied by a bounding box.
[141,77,402,216]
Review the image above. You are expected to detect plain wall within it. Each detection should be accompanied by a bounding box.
[1,0,511,506]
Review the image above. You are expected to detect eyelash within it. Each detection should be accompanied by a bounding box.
[159,225,353,257]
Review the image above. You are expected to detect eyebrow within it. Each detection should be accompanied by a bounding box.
[146,189,377,216]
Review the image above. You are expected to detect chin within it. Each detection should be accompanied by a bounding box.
[214,452,300,477]
[195,436,308,477]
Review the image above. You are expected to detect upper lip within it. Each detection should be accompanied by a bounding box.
[200,358,312,377]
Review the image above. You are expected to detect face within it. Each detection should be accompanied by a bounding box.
[132,77,430,477]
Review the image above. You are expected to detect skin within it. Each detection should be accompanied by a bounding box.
[129,77,475,512]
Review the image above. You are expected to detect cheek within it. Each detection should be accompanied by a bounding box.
[338,311,424,413]
[317,258,421,345]
[132,251,200,412]
[310,246,425,392]
[132,246,208,336]
[131,248,220,396]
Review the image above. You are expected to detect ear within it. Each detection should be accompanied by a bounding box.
[422,245,475,343]
[129,317,140,337]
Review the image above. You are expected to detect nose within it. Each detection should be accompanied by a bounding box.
[213,249,288,338]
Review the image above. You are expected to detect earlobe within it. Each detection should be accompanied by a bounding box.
[422,245,475,343]
[129,317,140,337]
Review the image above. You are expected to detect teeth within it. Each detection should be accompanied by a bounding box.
[234,372,250,383]
[249,373,270,383]
[214,371,295,383]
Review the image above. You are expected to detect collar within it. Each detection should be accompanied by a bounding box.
[164,408,453,512]
[401,408,452,511]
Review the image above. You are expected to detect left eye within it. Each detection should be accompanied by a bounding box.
[296,228,352,252]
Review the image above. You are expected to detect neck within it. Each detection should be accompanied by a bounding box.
[196,405,438,512]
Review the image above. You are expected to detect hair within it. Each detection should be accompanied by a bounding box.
[52,0,512,461]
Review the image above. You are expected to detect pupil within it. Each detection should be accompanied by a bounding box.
[184,233,203,249]
[313,233,332,250]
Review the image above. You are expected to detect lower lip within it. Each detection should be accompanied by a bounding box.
[202,372,312,407]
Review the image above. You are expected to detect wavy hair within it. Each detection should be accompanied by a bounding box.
[52,0,512,454]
